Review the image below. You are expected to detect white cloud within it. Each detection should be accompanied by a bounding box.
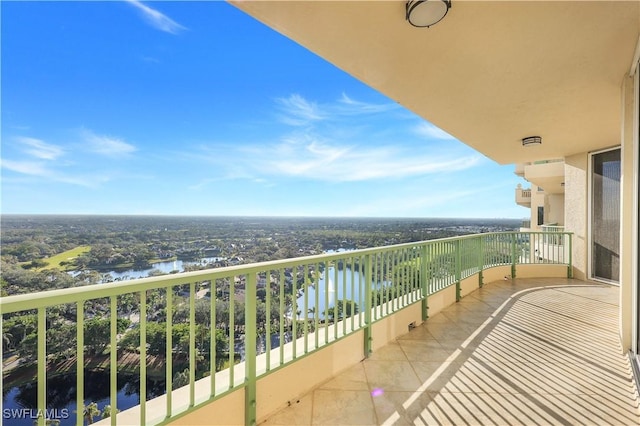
[193,135,480,183]
[414,122,457,140]
[16,137,64,160]
[2,130,143,192]
[338,93,400,115]
[276,94,325,126]
[126,0,186,34]
[275,93,400,127]
[0,159,50,176]
[268,133,480,181]
[183,94,480,189]
[341,181,511,217]
[81,129,137,157]
[0,159,100,187]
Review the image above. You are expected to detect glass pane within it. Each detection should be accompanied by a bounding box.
[537,206,544,226]
[592,149,621,282]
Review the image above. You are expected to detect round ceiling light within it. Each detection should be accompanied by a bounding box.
[522,136,542,146]
[406,0,451,28]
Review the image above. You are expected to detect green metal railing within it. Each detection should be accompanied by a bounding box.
[0,231,572,425]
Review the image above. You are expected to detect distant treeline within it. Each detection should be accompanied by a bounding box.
[0,215,520,296]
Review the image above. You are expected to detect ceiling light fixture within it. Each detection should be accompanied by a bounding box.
[406,0,451,28]
[522,136,542,146]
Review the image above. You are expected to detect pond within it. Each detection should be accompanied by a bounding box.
[107,256,225,281]
[2,371,164,426]
[69,256,226,282]
[294,265,390,320]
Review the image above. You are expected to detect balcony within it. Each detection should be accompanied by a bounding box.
[515,185,531,207]
[2,232,637,426]
[514,163,525,177]
[523,160,565,194]
[260,278,640,425]
[535,225,569,263]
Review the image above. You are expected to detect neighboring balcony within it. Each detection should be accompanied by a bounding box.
[523,160,565,194]
[535,224,569,263]
[515,185,532,207]
[3,231,637,426]
[514,163,525,177]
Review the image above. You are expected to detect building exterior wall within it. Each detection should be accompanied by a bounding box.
[547,194,565,225]
[561,71,635,351]
[564,155,588,281]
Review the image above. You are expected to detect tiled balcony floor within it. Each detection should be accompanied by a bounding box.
[261,278,640,425]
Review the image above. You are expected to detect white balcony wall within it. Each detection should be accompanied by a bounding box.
[515,185,531,207]
[533,237,570,264]
[564,153,588,281]
[546,193,565,226]
[524,161,565,194]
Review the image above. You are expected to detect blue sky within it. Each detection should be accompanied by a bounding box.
[1,1,528,218]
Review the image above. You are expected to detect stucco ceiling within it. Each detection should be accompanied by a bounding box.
[230,0,640,165]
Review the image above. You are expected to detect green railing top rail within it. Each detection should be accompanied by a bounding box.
[1,231,572,315]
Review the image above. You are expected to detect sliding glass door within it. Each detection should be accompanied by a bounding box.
[591,148,621,283]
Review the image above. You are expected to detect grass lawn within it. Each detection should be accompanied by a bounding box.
[32,246,91,271]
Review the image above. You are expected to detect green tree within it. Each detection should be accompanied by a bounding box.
[47,323,76,360]
[18,332,38,362]
[146,322,168,356]
[2,329,13,351]
[22,259,49,270]
[131,244,154,268]
[101,405,118,419]
[84,318,110,355]
[82,402,100,424]
[172,368,190,389]
[121,321,168,355]
[329,299,359,321]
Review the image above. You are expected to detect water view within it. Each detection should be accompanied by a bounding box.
[2,216,519,425]
[105,257,225,281]
[2,371,156,426]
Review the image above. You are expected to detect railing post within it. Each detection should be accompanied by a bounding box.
[76,301,85,426]
[567,233,573,278]
[189,282,196,408]
[478,236,484,288]
[455,239,461,302]
[511,233,517,279]
[420,244,429,320]
[37,307,46,426]
[139,292,147,426]
[245,273,258,426]
[166,287,173,420]
[110,296,118,426]
[363,253,373,357]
